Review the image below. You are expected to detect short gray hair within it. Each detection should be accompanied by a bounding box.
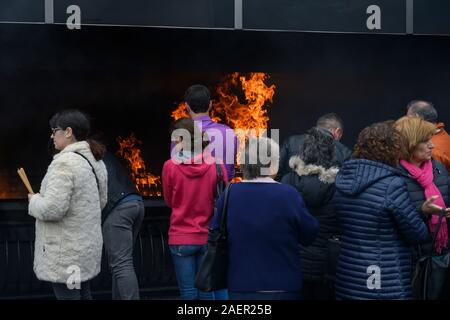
[240,136,279,180]
[406,100,438,123]
[316,113,344,132]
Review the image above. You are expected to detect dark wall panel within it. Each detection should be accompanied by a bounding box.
[1,25,450,188]
[0,0,44,23]
[243,0,406,33]
[53,0,235,28]
[414,0,450,35]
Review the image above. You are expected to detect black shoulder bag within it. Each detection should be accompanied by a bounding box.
[195,182,232,292]
[412,209,450,300]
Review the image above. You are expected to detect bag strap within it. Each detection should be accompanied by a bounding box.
[429,208,446,257]
[219,183,232,235]
[72,151,100,192]
[215,163,225,196]
[420,208,447,299]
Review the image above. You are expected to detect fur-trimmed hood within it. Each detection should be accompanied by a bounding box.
[289,156,339,184]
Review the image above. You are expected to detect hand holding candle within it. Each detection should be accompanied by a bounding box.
[17,167,34,194]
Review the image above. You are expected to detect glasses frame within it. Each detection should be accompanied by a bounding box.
[51,128,63,135]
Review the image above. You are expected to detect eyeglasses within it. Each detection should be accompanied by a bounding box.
[51,128,63,135]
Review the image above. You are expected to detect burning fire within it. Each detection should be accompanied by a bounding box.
[171,102,221,123]
[116,134,162,197]
[0,170,28,199]
[212,72,275,162]
[171,102,189,120]
[171,72,276,163]
[116,72,274,196]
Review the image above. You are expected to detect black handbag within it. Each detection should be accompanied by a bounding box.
[195,183,232,292]
[412,209,450,300]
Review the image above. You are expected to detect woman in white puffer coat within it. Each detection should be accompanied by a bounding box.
[28,109,108,300]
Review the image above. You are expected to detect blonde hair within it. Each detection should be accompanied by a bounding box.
[395,116,436,160]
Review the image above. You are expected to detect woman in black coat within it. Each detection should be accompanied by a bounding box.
[281,127,340,300]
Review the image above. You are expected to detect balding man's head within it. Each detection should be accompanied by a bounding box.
[316,113,344,141]
[406,100,438,123]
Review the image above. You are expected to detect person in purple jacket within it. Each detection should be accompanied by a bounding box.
[172,85,238,182]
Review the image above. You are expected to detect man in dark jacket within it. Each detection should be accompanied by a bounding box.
[102,152,145,300]
[276,113,351,180]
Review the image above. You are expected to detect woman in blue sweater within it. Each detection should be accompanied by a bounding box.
[211,136,319,300]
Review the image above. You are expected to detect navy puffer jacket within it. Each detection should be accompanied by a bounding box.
[334,159,430,300]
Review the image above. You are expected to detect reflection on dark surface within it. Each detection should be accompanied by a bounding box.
[0,199,177,299]
[2,24,450,200]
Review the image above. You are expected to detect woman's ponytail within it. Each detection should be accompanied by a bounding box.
[87,138,106,161]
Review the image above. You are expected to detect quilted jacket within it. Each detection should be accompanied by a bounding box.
[334,159,430,299]
[29,141,108,284]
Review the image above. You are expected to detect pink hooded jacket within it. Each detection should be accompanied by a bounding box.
[162,151,228,245]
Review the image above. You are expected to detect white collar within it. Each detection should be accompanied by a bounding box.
[241,177,278,183]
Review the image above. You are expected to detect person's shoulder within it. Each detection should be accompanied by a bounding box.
[216,123,236,135]
[53,151,80,166]
[163,158,177,171]
[385,175,408,197]
[272,182,300,197]
[97,159,108,174]
[102,151,115,166]
[286,134,305,142]
[334,139,350,150]
[280,171,296,185]
[432,159,448,175]
[48,153,78,177]
[444,128,450,140]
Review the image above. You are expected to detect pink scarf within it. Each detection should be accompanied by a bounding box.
[400,159,448,253]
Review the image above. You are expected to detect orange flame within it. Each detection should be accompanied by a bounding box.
[0,170,28,199]
[116,133,162,197]
[171,102,189,120]
[172,102,222,123]
[172,72,275,179]
[170,72,275,184]
[212,72,275,162]
[171,72,275,163]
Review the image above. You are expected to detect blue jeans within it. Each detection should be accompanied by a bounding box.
[169,244,214,300]
[229,291,301,300]
[214,289,229,300]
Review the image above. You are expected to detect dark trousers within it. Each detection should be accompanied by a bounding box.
[438,266,450,300]
[102,199,145,300]
[52,281,92,300]
[302,280,335,300]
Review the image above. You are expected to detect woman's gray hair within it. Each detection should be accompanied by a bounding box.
[240,136,279,180]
